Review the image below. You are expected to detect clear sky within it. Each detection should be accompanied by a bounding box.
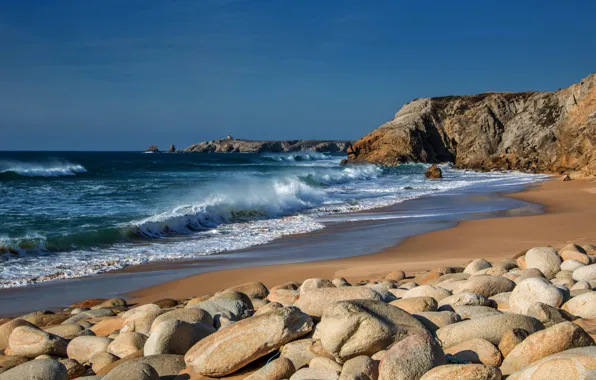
[1,0,594,151]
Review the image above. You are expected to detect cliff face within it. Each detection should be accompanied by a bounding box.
[183,137,353,153]
[348,74,596,177]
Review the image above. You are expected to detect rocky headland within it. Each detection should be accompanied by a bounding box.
[2,242,596,379]
[183,136,353,153]
[347,73,596,178]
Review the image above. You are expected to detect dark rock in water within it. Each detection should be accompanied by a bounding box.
[340,159,348,167]
[425,164,442,179]
[146,145,159,153]
[183,138,353,153]
[347,73,596,178]
[168,144,176,153]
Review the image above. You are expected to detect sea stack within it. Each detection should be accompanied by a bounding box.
[145,145,159,153]
[168,144,176,153]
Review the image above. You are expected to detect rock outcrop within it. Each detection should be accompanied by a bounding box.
[183,137,353,153]
[347,73,596,177]
[167,144,176,153]
[145,145,159,153]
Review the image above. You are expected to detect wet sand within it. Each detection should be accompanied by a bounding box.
[131,178,596,304]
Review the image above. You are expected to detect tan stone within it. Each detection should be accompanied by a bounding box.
[390,297,437,313]
[149,308,212,332]
[267,289,300,307]
[0,319,36,350]
[90,351,119,374]
[8,326,68,358]
[506,346,596,380]
[444,338,502,367]
[294,287,382,317]
[66,336,112,363]
[90,317,124,336]
[498,328,530,357]
[500,321,595,375]
[107,332,147,358]
[420,364,502,380]
[244,357,295,380]
[184,307,313,377]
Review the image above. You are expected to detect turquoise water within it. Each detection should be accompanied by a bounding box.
[0,151,547,288]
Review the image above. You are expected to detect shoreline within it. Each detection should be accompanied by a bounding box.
[129,178,596,305]
[0,177,544,317]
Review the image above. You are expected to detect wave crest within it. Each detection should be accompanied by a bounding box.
[0,160,87,178]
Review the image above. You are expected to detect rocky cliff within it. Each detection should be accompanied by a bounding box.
[347,73,596,177]
[183,137,353,153]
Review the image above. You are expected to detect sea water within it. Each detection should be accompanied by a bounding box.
[0,151,548,288]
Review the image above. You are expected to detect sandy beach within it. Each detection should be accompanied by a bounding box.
[131,178,596,305]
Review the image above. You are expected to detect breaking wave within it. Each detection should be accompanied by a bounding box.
[0,160,87,178]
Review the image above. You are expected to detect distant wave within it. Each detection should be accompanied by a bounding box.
[0,160,87,178]
[262,151,333,162]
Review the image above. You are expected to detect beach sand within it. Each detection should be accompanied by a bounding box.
[131,178,596,305]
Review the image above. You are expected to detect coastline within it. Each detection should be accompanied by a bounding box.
[130,178,596,305]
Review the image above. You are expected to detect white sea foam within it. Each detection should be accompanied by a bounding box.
[0,160,87,177]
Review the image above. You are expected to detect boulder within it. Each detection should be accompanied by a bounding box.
[317,300,426,360]
[91,298,127,310]
[0,320,36,350]
[438,292,491,309]
[184,307,313,377]
[152,298,178,309]
[43,324,85,340]
[455,276,516,298]
[463,259,492,275]
[254,302,284,317]
[290,367,340,380]
[573,264,596,282]
[509,277,564,315]
[385,271,406,281]
[210,290,254,309]
[366,284,398,302]
[506,346,596,380]
[294,287,382,317]
[128,354,185,378]
[149,308,213,332]
[413,311,461,333]
[489,292,511,311]
[66,336,112,363]
[390,297,437,313]
[266,289,300,306]
[90,317,123,336]
[280,339,324,370]
[190,298,250,328]
[378,331,445,380]
[526,302,575,327]
[571,280,592,290]
[444,338,502,367]
[561,250,590,265]
[144,320,215,355]
[424,164,442,179]
[443,305,500,319]
[90,351,119,373]
[562,291,596,318]
[332,277,351,287]
[514,268,545,284]
[420,364,502,380]
[61,309,116,325]
[339,355,378,380]
[498,328,530,357]
[8,326,68,358]
[226,282,269,299]
[244,357,295,380]
[59,358,86,379]
[309,356,342,372]
[561,259,586,272]
[500,321,595,375]
[121,309,164,335]
[20,312,70,327]
[0,358,68,380]
[102,361,160,380]
[0,355,28,374]
[107,332,147,358]
[299,278,335,295]
[402,285,452,301]
[436,314,544,347]
[524,247,561,279]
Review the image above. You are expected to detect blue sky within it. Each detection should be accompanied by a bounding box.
[1,0,594,150]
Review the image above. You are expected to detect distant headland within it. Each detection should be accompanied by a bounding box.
[146,136,353,153]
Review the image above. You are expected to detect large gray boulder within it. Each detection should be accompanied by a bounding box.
[0,358,67,380]
[102,362,159,380]
[66,336,112,363]
[378,331,445,380]
[144,320,215,355]
[436,314,544,347]
[506,346,596,379]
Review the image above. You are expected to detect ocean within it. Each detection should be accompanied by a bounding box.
[0,151,548,289]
